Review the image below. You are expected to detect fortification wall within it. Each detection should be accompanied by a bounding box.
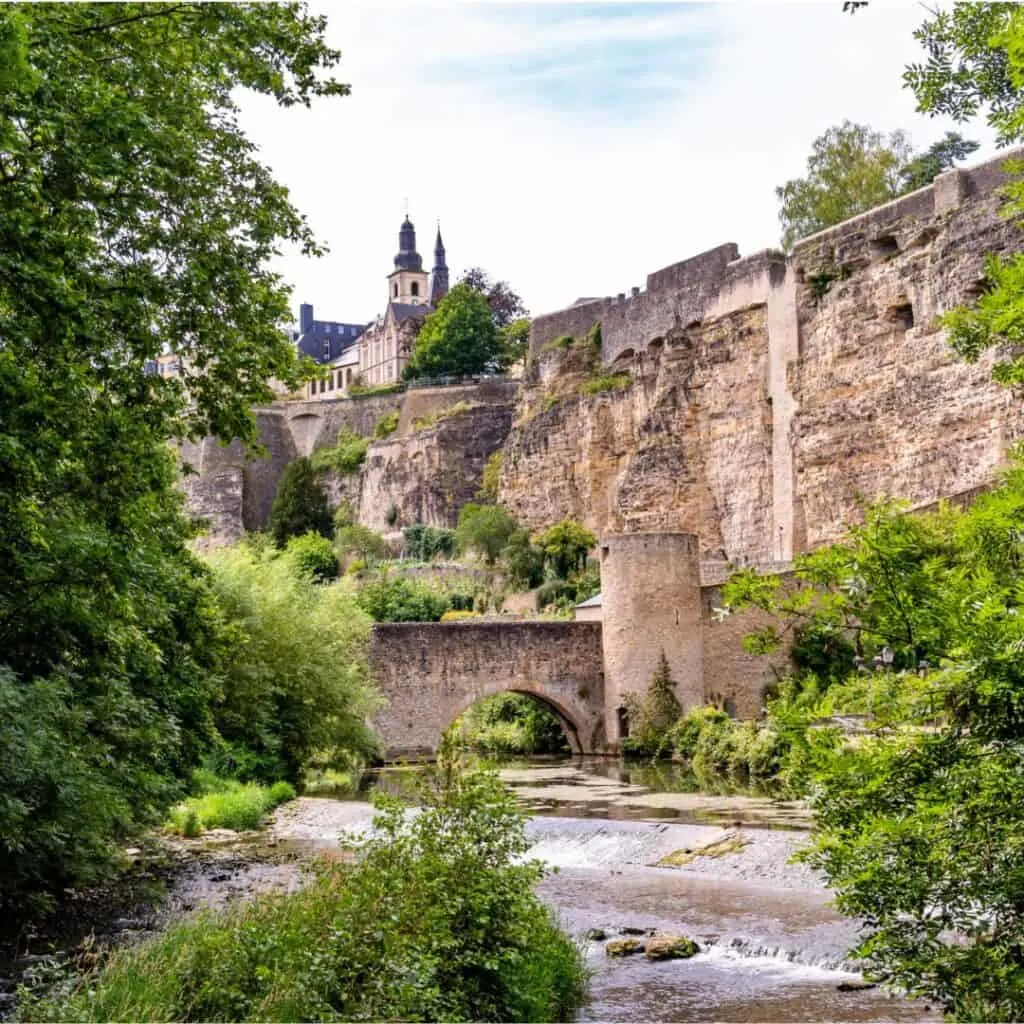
[502,148,1024,565]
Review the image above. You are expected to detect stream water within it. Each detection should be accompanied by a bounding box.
[278,757,935,1023]
[3,757,935,1022]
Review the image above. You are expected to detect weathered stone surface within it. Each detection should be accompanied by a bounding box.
[368,621,607,758]
[645,935,700,960]
[181,380,517,548]
[501,150,1024,565]
[606,938,646,957]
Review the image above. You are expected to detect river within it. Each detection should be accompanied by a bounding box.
[272,757,935,1023]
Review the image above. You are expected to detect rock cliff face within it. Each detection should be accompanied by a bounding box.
[182,380,518,546]
[500,150,1024,563]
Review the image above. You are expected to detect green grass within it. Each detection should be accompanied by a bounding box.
[579,371,631,396]
[165,779,295,836]
[309,428,369,474]
[373,409,400,438]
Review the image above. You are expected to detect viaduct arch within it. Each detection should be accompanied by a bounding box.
[369,621,608,760]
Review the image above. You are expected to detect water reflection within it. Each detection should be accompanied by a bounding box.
[354,756,811,831]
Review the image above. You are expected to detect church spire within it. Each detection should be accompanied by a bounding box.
[430,222,449,305]
[394,213,423,272]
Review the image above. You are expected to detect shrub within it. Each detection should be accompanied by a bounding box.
[268,457,332,547]
[348,381,404,398]
[284,532,338,583]
[335,523,387,564]
[536,520,597,579]
[506,528,545,589]
[206,548,380,784]
[355,576,450,622]
[373,409,400,438]
[455,503,517,565]
[309,427,369,475]
[33,758,587,1023]
[166,778,296,836]
[536,578,577,612]
[440,609,482,621]
[403,523,456,561]
[579,372,630,396]
[478,449,503,502]
[412,399,478,431]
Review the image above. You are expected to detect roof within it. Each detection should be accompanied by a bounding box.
[388,302,432,323]
[575,593,602,608]
[296,319,367,365]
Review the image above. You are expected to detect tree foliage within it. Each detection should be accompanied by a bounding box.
[906,5,1024,389]
[535,520,597,579]
[724,463,1024,1017]
[404,283,500,380]
[336,523,388,564]
[505,527,545,589]
[455,504,518,566]
[775,120,980,249]
[268,457,332,547]
[460,267,528,329]
[355,576,450,623]
[207,548,378,784]
[776,121,912,249]
[284,531,338,583]
[0,2,346,905]
[899,131,980,191]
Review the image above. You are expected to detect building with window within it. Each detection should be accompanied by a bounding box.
[298,213,450,400]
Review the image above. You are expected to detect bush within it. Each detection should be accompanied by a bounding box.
[309,427,370,475]
[535,578,577,612]
[579,372,630,396]
[206,547,380,784]
[33,758,588,1023]
[166,778,296,836]
[355,576,450,622]
[284,532,338,583]
[269,458,332,547]
[403,523,456,561]
[536,520,596,579]
[335,523,387,564]
[440,609,482,621]
[506,528,545,589]
[478,449,503,502]
[373,409,400,438]
[455,503,517,565]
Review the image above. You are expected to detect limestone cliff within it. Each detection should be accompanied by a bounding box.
[182,379,518,546]
[499,150,1024,563]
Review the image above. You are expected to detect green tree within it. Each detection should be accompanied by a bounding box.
[404,283,500,380]
[899,130,980,191]
[536,520,597,580]
[906,5,1024,389]
[284,531,338,583]
[724,463,1024,1018]
[775,121,912,249]
[0,3,344,908]
[455,503,518,566]
[336,523,388,564]
[505,528,545,589]
[460,267,528,329]
[498,317,532,370]
[207,547,378,784]
[269,458,332,547]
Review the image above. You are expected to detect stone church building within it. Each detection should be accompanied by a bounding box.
[297,215,449,399]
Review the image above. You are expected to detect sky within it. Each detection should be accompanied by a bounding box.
[235,2,998,326]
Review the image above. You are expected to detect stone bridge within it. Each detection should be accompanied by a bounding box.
[368,621,608,759]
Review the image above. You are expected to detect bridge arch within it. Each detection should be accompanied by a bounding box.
[368,622,608,760]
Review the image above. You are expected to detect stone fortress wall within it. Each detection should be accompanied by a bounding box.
[185,149,1024,752]
[505,149,1024,567]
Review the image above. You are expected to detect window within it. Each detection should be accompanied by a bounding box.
[393,283,398,298]
[411,281,419,297]
[323,338,330,358]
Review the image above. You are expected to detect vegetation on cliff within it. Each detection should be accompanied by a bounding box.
[775,121,979,249]
[269,457,333,546]
[0,2,347,911]
[26,757,587,1023]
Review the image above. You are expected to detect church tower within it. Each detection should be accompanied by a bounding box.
[429,225,449,305]
[387,216,429,306]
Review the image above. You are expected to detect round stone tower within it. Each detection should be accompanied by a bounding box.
[599,533,704,744]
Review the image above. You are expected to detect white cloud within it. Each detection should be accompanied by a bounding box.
[235,2,999,324]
